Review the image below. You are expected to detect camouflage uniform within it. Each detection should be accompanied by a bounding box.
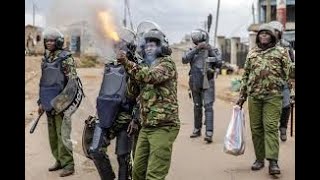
[126,77,142,159]
[239,44,293,161]
[38,49,77,170]
[124,56,180,180]
[107,112,132,139]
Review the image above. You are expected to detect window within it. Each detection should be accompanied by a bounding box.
[36,35,41,42]
[261,5,277,22]
[287,5,295,22]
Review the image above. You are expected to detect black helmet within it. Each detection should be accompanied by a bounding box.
[143,28,171,56]
[143,29,165,44]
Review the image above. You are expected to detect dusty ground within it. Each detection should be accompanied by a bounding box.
[25,52,295,180]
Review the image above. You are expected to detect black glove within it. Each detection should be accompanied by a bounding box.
[116,50,128,64]
[127,42,136,52]
[196,42,210,50]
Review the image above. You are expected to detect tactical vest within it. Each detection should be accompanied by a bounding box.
[189,49,208,90]
[96,63,129,128]
[39,51,70,111]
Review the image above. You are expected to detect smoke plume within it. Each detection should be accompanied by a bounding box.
[45,0,123,61]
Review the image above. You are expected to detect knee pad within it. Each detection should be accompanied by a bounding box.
[117,154,131,180]
[88,146,100,158]
[116,130,132,155]
[194,102,202,109]
[204,103,213,112]
[282,106,291,112]
[117,154,130,166]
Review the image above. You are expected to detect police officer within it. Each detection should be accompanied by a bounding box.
[37,28,81,177]
[236,24,294,175]
[182,29,222,143]
[269,21,295,142]
[88,31,139,180]
[117,27,179,180]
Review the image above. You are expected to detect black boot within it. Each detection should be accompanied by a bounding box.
[251,160,264,171]
[190,129,201,138]
[269,160,281,175]
[204,105,214,143]
[204,131,213,143]
[90,148,116,180]
[60,166,75,177]
[280,127,287,142]
[279,106,290,142]
[48,161,62,171]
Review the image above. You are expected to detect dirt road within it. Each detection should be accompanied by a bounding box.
[25,56,295,180]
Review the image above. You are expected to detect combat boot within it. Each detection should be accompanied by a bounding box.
[60,166,75,177]
[251,160,264,171]
[280,127,287,142]
[269,160,281,175]
[204,131,213,143]
[190,129,201,138]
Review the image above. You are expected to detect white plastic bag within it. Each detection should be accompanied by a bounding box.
[224,105,246,156]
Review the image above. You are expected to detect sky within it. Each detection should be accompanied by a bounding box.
[25,0,257,44]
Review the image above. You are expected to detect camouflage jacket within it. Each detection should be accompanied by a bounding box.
[239,45,294,99]
[107,111,132,139]
[123,56,180,128]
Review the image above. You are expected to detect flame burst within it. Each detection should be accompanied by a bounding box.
[97,11,119,42]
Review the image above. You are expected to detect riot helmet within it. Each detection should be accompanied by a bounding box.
[191,29,209,45]
[269,21,284,32]
[256,24,277,48]
[142,28,171,57]
[269,21,284,40]
[43,27,64,50]
[136,21,162,56]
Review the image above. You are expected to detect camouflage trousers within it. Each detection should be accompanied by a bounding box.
[132,126,180,180]
[248,95,282,161]
[47,113,74,169]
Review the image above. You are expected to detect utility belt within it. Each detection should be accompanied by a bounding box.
[143,122,179,129]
